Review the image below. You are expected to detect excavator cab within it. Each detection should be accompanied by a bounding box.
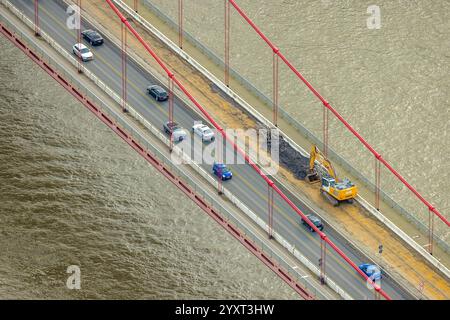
[321,176,334,189]
[321,175,335,194]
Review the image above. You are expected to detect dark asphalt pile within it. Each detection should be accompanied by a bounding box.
[266,131,309,180]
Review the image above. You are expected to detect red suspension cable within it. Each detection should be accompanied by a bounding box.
[104,0,391,300]
[227,0,448,227]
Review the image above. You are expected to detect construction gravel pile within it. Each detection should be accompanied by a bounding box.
[266,131,309,179]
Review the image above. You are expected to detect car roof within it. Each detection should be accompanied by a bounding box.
[215,163,226,167]
[75,43,88,50]
[150,85,165,92]
[306,215,320,223]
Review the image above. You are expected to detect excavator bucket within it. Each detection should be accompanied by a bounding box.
[306,171,320,184]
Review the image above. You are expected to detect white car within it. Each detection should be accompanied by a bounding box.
[192,123,215,142]
[72,43,93,61]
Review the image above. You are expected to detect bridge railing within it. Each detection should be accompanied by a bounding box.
[103,0,394,299]
[137,0,448,252]
[103,1,449,287]
[0,14,335,298]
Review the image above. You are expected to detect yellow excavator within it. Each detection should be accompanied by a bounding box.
[306,145,358,206]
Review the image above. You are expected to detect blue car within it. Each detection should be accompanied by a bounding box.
[213,163,232,181]
[359,263,382,280]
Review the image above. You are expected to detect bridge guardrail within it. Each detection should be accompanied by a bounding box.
[0,4,352,299]
[109,0,449,276]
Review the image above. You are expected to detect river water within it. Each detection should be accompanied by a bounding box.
[0,36,296,299]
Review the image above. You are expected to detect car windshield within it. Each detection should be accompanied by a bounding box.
[169,123,181,131]
[307,216,319,224]
[80,48,90,54]
[216,165,229,173]
[204,129,213,135]
[367,266,377,273]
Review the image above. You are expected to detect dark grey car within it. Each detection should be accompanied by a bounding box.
[81,29,104,46]
[163,121,187,141]
[147,85,168,101]
[301,214,324,232]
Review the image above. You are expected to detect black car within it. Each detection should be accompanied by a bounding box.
[81,29,104,46]
[301,215,324,232]
[147,85,168,101]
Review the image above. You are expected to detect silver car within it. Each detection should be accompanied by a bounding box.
[72,43,93,61]
[192,122,215,142]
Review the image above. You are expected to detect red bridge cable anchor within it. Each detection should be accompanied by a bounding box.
[216,133,224,195]
[323,105,329,158]
[267,183,274,239]
[168,75,174,153]
[375,156,381,211]
[429,207,434,255]
[76,0,82,74]
[272,48,279,127]
[320,239,327,285]
[224,0,230,87]
[121,22,128,113]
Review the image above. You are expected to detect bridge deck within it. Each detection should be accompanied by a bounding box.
[2,0,448,299]
[86,0,450,299]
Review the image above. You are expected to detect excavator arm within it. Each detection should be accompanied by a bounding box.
[306,145,338,182]
[321,158,338,181]
[309,145,317,171]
